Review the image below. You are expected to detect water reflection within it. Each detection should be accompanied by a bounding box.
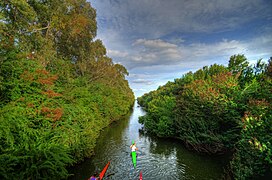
[69,102,228,180]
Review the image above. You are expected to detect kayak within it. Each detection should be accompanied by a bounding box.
[139,171,143,180]
[131,151,137,168]
[99,161,110,180]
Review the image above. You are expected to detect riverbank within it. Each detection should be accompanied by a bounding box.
[137,56,272,179]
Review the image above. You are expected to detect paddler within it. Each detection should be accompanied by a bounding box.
[89,172,99,180]
[130,140,138,152]
[130,140,139,168]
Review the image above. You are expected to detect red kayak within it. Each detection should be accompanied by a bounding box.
[139,171,143,180]
[99,161,110,180]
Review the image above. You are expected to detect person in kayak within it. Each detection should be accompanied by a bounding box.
[130,140,139,168]
[130,140,138,152]
[89,172,99,180]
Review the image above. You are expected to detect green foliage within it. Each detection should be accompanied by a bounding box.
[231,98,272,179]
[0,102,74,179]
[0,0,134,179]
[228,54,249,75]
[174,72,241,153]
[267,57,272,78]
[194,64,228,80]
[139,95,176,137]
[138,55,271,178]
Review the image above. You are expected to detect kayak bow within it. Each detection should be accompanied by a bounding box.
[139,171,143,180]
[99,161,110,180]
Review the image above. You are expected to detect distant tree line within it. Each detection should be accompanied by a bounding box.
[0,0,134,179]
[138,55,272,179]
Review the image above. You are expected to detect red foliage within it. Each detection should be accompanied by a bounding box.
[21,69,58,86]
[248,99,269,107]
[38,78,54,85]
[52,108,63,121]
[41,107,63,122]
[18,97,25,101]
[27,103,34,108]
[35,69,49,75]
[42,90,62,98]
[212,72,238,88]
[37,75,58,85]
[70,15,89,36]
[20,70,34,81]
[185,79,220,101]
[41,106,51,113]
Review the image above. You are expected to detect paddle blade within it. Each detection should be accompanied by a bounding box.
[99,161,110,180]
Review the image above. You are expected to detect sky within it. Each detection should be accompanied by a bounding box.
[90,0,272,97]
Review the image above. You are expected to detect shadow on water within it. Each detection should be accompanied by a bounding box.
[68,101,230,180]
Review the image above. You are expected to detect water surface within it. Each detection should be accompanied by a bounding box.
[69,102,228,179]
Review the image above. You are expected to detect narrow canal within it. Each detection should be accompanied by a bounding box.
[69,101,229,180]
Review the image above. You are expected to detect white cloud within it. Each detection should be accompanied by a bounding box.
[122,38,246,69]
[132,79,154,85]
[131,56,143,61]
[187,39,246,58]
[133,39,178,49]
[107,49,128,58]
[121,33,271,70]
[128,39,182,67]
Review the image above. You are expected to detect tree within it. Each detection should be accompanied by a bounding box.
[0,0,134,179]
[267,57,272,78]
[228,54,249,75]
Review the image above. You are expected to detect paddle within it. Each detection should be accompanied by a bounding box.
[99,161,110,180]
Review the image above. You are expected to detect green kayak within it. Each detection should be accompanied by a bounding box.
[131,151,137,168]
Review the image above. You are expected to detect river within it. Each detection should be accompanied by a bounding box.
[68,101,229,180]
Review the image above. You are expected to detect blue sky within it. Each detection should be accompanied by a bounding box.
[91,0,272,97]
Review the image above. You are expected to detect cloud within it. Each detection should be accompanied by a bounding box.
[108,33,271,71]
[93,0,272,70]
[120,38,245,69]
[133,39,178,49]
[107,49,128,57]
[129,39,182,66]
[131,79,154,85]
[243,33,272,60]
[123,34,271,75]
[91,0,272,97]
[93,0,272,38]
[128,68,191,97]
[188,39,246,58]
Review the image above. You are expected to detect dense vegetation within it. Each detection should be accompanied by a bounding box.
[138,55,272,179]
[0,0,134,179]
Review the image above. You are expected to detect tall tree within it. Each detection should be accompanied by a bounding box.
[228,54,249,74]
